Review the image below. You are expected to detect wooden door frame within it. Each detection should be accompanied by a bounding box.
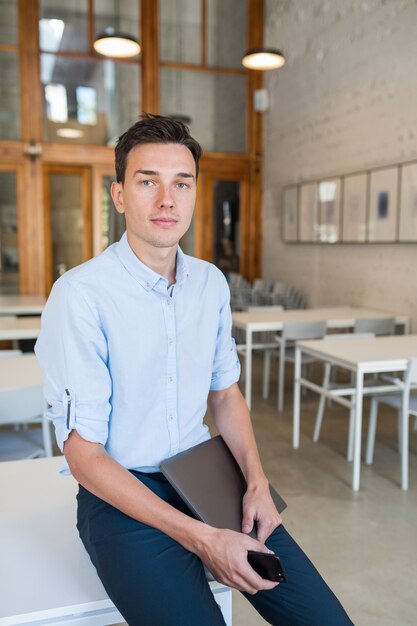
[43,164,92,292]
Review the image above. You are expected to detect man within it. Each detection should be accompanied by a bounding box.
[36,114,353,625]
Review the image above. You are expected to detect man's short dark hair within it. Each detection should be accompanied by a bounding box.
[115,114,202,183]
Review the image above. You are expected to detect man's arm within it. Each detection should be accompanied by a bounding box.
[64,430,279,595]
[208,382,282,544]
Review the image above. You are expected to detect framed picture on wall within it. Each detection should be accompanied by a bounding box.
[342,172,368,242]
[299,182,319,242]
[282,186,298,242]
[398,162,417,242]
[368,166,399,242]
[318,178,341,243]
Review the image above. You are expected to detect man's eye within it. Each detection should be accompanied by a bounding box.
[177,182,188,189]
[143,180,153,186]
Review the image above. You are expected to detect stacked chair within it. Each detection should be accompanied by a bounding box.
[227,274,307,312]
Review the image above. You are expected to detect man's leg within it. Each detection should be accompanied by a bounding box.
[76,472,227,626]
[245,524,354,626]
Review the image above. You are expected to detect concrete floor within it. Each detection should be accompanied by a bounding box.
[230,357,417,626]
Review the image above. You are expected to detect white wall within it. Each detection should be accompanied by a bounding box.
[264,0,417,330]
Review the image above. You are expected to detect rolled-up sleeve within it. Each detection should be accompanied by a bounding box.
[35,278,112,452]
[210,273,241,391]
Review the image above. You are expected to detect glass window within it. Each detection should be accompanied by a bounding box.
[39,0,89,53]
[206,0,246,69]
[161,69,246,153]
[0,0,18,44]
[0,172,19,294]
[159,0,201,65]
[94,0,140,44]
[45,84,68,123]
[41,54,140,145]
[0,52,20,140]
[76,86,98,125]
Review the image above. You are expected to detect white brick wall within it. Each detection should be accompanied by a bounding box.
[264,0,417,330]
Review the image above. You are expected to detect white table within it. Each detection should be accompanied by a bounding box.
[293,334,417,491]
[232,307,410,409]
[0,353,42,387]
[0,353,52,462]
[0,316,41,341]
[0,456,232,626]
[0,295,45,316]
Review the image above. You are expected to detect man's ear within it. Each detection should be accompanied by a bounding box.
[111,181,125,214]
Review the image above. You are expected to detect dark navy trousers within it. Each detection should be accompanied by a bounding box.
[77,471,354,626]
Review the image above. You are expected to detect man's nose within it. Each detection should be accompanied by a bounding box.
[157,185,174,208]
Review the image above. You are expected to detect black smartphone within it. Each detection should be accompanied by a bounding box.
[247,551,288,583]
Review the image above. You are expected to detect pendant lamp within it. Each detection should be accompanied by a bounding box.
[242,47,285,70]
[93,28,140,58]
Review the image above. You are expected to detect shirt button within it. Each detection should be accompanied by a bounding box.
[169,338,174,345]
[166,300,171,306]
[169,414,175,421]
[169,376,174,383]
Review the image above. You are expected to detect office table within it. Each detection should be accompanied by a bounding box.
[0,295,45,316]
[0,353,42,387]
[232,307,410,409]
[0,456,232,626]
[0,353,52,460]
[0,315,41,341]
[293,334,417,491]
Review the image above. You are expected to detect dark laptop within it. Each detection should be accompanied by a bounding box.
[160,435,286,539]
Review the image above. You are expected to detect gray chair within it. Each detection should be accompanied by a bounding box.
[353,317,396,335]
[251,279,273,305]
[366,357,417,490]
[263,320,327,411]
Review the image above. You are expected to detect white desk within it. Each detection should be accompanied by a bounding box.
[293,334,417,491]
[0,456,232,626]
[0,316,41,341]
[0,353,42,388]
[0,295,45,316]
[232,307,410,409]
[0,354,52,459]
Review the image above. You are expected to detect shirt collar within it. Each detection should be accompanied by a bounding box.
[115,232,189,291]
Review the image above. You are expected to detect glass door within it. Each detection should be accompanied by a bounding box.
[44,165,92,290]
[0,166,23,294]
[212,179,241,274]
[195,172,247,274]
[92,166,125,256]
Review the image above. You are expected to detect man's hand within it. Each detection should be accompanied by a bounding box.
[196,526,279,595]
[241,483,282,545]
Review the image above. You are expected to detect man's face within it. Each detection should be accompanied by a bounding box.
[111,142,197,253]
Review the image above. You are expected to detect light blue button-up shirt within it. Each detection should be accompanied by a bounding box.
[35,233,240,472]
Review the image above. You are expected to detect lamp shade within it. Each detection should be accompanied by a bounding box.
[242,47,285,70]
[93,31,140,58]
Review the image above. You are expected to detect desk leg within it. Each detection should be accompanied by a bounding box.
[293,346,301,448]
[245,328,253,410]
[352,369,364,491]
[401,390,409,491]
